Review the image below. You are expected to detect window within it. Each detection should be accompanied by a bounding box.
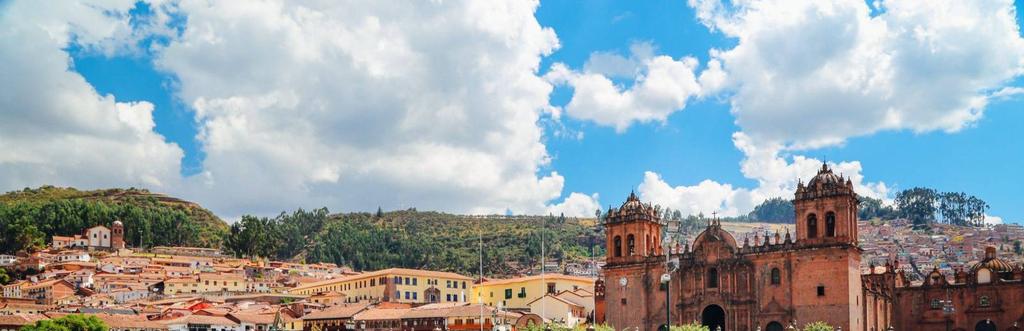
[504,289,513,299]
[413,278,417,286]
[396,291,401,299]
[707,268,718,288]
[825,212,836,237]
[613,236,622,257]
[770,268,781,285]
[979,296,990,307]
[627,234,636,256]
[547,282,556,294]
[817,286,825,297]
[370,279,375,287]
[462,281,467,289]
[447,280,452,288]
[807,214,818,238]
[518,287,527,298]
[413,292,418,300]
[930,298,941,309]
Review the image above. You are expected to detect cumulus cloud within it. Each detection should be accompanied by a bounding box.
[690,0,1024,149]
[0,1,184,191]
[0,0,602,218]
[150,0,600,217]
[546,42,705,132]
[639,133,889,217]
[545,192,601,218]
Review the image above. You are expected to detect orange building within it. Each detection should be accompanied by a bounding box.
[600,164,867,331]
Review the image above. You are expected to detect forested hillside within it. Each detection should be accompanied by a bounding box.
[223,208,603,276]
[0,186,228,254]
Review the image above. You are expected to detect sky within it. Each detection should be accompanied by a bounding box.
[2,0,1024,223]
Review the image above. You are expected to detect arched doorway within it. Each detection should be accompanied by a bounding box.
[701,305,726,331]
[766,322,784,331]
[975,320,996,331]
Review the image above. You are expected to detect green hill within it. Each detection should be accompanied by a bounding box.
[0,186,228,253]
[224,208,604,276]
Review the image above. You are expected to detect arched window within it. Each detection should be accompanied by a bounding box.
[627,235,636,256]
[977,268,992,284]
[825,212,836,237]
[979,295,990,307]
[770,268,781,285]
[613,236,622,257]
[707,268,719,288]
[807,214,818,238]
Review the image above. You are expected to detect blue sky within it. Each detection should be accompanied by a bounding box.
[5,0,1024,222]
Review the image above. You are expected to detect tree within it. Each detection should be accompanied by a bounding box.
[858,196,895,220]
[0,268,10,285]
[895,187,938,227]
[748,197,795,223]
[802,322,833,331]
[21,314,107,331]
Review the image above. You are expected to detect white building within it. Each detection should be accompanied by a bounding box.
[0,255,16,266]
[527,294,587,328]
[57,251,91,263]
[85,225,111,248]
[162,314,241,331]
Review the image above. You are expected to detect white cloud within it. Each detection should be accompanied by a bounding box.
[545,192,601,218]
[984,214,1003,225]
[690,0,1024,149]
[638,132,889,217]
[0,1,184,191]
[0,0,600,218]
[150,0,594,217]
[546,42,705,132]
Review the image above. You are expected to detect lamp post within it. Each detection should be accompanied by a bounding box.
[662,232,678,331]
[941,289,955,331]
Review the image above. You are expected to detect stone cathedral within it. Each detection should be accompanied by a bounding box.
[598,164,867,331]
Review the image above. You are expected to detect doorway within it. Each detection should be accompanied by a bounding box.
[701,305,726,331]
[975,320,996,331]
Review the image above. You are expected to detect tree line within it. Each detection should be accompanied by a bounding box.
[0,196,226,254]
[730,187,989,228]
[223,209,600,276]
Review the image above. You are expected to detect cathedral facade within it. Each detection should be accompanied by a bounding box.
[599,164,866,331]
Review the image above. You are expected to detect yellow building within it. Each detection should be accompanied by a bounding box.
[471,274,594,310]
[287,268,473,304]
[164,273,246,294]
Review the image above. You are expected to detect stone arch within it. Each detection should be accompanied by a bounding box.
[701,305,726,331]
[770,267,781,285]
[825,211,836,237]
[613,236,622,257]
[807,213,818,238]
[976,320,996,331]
[627,234,636,256]
[766,322,784,331]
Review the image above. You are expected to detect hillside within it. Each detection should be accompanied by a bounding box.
[0,186,228,253]
[224,208,604,277]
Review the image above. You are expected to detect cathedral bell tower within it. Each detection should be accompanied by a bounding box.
[605,191,663,265]
[794,163,858,245]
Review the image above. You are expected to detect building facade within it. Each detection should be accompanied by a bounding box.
[288,268,473,304]
[601,164,866,331]
[471,274,595,311]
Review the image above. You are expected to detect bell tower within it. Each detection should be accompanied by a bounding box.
[794,163,858,245]
[604,191,663,265]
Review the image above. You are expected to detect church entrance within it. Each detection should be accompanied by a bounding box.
[766,322,784,331]
[975,321,996,331]
[701,305,726,331]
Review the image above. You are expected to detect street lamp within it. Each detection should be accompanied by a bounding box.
[662,233,679,331]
